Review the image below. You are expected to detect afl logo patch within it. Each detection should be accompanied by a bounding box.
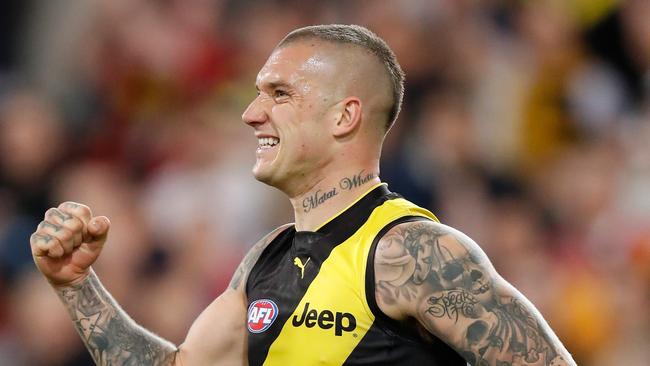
[247,299,279,333]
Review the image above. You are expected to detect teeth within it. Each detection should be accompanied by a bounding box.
[258,137,280,147]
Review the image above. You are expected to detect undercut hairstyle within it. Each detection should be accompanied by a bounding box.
[277,24,405,132]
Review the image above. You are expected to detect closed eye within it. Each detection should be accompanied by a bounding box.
[273,89,289,99]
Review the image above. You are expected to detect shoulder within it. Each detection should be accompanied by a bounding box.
[373,220,495,318]
[229,223,294,291]
[375,220,490,271]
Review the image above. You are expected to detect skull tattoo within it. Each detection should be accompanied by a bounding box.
[404,226,495,308]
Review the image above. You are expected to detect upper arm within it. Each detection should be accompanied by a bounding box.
[374,220,575,366]
[176,224,292,366]
[228,223,293,292]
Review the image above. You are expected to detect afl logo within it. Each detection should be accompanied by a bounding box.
[247,299,279,333]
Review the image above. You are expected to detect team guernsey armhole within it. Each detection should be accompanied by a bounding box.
[244,224,295,298]
[365,215,434,338]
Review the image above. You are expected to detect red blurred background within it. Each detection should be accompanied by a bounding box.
[0,1,648,365]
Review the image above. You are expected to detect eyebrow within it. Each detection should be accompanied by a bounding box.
[256,80,292,92]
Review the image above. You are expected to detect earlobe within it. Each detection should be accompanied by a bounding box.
[333,97,362,138]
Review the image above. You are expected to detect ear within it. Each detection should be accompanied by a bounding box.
[332,97,362,138]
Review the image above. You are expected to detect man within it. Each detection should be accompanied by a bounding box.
[30,25,575,365]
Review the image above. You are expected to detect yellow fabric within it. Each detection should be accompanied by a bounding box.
[263,196,438,365]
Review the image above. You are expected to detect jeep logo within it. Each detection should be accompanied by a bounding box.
[292,302,356,336]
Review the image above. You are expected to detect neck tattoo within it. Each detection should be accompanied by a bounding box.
[301,170,377,213]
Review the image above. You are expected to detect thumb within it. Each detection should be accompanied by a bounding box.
[87,216,110,242]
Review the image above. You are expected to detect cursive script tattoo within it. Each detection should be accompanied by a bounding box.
[302,188,338,213]
[339,170,376,191]
[57,271,177,365]
[302,172,377,213]
[426,289,481,321]
[375,221,575,366]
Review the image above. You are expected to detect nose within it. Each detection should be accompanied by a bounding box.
[242,96,268,126]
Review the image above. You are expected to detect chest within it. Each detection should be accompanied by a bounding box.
[246,231,373,365]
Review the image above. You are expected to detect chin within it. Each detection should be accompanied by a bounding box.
[253,166,295,195]
[252,164,278,186]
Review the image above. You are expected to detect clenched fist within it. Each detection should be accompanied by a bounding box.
[30,202,110,287]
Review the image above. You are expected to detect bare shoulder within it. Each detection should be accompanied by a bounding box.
[178,225,294,366]
[373,220,493,317]
[229,223,294,291]
[373,219,575,365]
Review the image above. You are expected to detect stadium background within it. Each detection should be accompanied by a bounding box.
[0,0,649,364]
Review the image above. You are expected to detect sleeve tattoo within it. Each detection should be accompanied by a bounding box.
[375,222,575,366]
[229,240,267,291]
[229,224,291,291]
[56,271,177,365]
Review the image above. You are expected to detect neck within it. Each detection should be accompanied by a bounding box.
[289,167,381,231]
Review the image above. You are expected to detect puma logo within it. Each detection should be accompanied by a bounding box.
[293,257,310,279]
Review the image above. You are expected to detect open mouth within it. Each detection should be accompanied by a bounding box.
[257,136,280,150]
[257,137,280,152]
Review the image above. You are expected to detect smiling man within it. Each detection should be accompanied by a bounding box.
[30,25,576,365]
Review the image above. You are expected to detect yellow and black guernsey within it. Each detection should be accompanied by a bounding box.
[245,184,465,365]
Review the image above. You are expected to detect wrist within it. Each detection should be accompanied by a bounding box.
[49,268,95,290]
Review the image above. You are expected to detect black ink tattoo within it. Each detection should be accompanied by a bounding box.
[302,188,338,213]
[375,222,573,365]
[229,224,291,290]
[32,233,55,243]
[230,243,265,290]
[40,221,62,232]
[301,172,377,213]
[426,289,481,321]
[57,271,177,365]
[48,208,73,222]
[339,170,376,191]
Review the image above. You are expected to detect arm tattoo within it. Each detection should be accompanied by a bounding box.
[376,222,574,366]
[229,224,292,290]
[56,271,177,365]
[229,242,266,290]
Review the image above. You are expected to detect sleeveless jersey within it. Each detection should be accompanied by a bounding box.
[246,184,466,365]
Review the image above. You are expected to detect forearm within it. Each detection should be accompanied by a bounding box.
[439,291,575,366]
[55,270,178,365]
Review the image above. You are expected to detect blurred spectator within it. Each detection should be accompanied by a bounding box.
[0,1,648,365]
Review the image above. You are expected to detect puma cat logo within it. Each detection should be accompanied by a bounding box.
[293,257,310,279]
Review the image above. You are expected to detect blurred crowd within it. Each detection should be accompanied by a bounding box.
[0,0,649,365]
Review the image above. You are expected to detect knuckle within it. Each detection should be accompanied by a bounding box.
[60,201,77,208]
[39,221,62,233]
[55,228,73,242]
[44,208,57,219]
[63,201,91,216]
[63,217,84,232]
[46,208,69,222]
[77,203,91,213]
[31,232,48,243]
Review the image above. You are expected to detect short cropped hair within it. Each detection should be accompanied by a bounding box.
[277,24,405,132]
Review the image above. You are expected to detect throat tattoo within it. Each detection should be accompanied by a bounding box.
[301,171,377,213]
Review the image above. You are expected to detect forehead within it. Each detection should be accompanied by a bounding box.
[256,42,334,87]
